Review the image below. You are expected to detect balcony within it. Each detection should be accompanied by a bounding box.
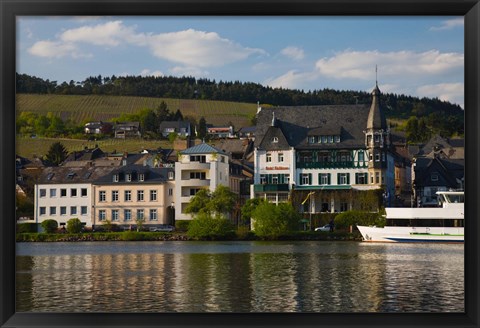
[296,161,368,169]
[180,162,210,170]
[254,184,290,192]
[180,179,211,187]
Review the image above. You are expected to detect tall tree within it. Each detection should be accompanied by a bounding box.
[197,117,207,140]
[45,142,68,166]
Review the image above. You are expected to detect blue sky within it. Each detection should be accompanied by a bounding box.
[17,16,464,107]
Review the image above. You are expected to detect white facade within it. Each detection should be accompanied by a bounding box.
[175,144,230,221]
[34,183,93,230]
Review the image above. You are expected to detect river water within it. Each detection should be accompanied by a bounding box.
[16,241,464,313]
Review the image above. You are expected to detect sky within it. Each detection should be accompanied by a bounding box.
[17,16,464,108]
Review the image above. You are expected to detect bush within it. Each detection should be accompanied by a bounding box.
[17,223,37,233]
[175,220,191,232]
[334,210,386,230]
[252,202,302,239]
[66,218,83,233]
[187,213,235,240]
[40,219,58,233]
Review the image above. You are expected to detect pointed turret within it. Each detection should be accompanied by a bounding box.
[367,82,387,131]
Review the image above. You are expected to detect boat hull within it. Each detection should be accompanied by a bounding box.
[356,225,464,243]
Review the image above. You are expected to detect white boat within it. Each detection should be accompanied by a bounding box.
[357,191,464,243]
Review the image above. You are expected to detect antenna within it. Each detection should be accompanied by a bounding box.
[375,65,378,86]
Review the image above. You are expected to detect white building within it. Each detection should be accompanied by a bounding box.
[175,143,230,221]
[252,83,395,214]
[34,166,115,231]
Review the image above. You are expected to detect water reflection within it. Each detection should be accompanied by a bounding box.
[16,241,464,313]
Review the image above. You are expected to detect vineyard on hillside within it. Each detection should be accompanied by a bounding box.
[16,94,258,128]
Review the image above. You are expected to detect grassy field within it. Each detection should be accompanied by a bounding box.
[16,136,172,159]
[16,94,257,128]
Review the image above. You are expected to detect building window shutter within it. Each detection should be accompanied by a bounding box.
[347,173,350,185]
[355,173,358,184]
[309,173,312,185]
[337,173,340,185]
[328,174,331,185]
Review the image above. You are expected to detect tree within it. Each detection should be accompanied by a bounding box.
[251,202,301,239]
[185,189,211,215]
[66,218,83,233]
[241,198,267,225]
[186,212,235,240]
[45,142,68,166]
[209,185,237,215]
[197,117,207,140]
[41,219,58,233]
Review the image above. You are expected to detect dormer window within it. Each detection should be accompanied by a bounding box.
[113,174,119,182]
[126,173,132,182]
[335,135,341,143]
[374,135,380,143]
[328,136,334,143]
[272,137,279,143]
[138,173,145,182]
[168,171,174,180]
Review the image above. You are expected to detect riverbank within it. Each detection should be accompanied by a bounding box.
[16,231,362,242]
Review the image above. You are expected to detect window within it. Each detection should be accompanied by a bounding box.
[137,190,144,201]
[285,174,290,184]
[40,207,46,215]
[60,189,67,197]
[328,136,334,143]
[338,173,349,185]
[221,156,225,163]
[382,152,386,162]
[50,189,56,198]
[126,173,132,182]
[39,189,46,197]
[138,173,145,182]
[190,189,201,196]
[374,134,380,143]
[260,174,266,184]
[431,174,439,182]
[356,173,368,185]
[273,137,279,143]
[99,210,106,221]
[190,172,206,180]
[266,153,272,163]
[278,153,284,162]
[112,210,119,221]
[71,188,77,197]
[319,173,330,185]
[150,190,157,201]
[125,190,132,202]
[70,206,77,215]
[335,135,341,143]
[137,209,144,220]
[150,209,157,221]
[375,154,380,162]
[369,154,373,161]
[340,202,348,212]
[272,175,279,184]
[113,174,119,182]
[60,207,67,215]
[190,155,206,163]
[50,207,56,215]
[309,136,315,144]
[168,171,174,180]
[99,191,106,202]
[301,173,311,185]
[375,172,380,184]
[81,188,87,197]
[358,151,365,162]
[321,136,327,143]
[124,209,132,221]
[112,190,119,202]
[168,188,173,196]
[81,207,87,215]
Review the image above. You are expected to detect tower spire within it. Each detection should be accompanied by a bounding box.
[375,65,378,87]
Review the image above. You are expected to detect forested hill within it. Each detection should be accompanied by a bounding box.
[16,73,464,138]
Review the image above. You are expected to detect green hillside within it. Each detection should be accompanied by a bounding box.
[16,94,257,128]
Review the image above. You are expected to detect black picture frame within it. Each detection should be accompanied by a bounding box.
[1,1,479,327]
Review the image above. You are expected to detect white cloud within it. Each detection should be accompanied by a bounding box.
[430,18,464,31]
[264,70,315,89]
[28,40,91,58]
[417,83,464,108]
[280,46,305,60]
[169,66,210,77]
[140,69,164,77]
[149,29,266,68]
[315,49,463,81]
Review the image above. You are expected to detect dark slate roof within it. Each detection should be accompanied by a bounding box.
[414,157,464,188]
[255,105,370,150]
[180,143,227,155]
[258,126,291,151]
[93,165,172,185]
[37,166,117,184]
[367,84,387,130]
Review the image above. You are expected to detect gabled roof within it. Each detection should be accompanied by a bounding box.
[93,164,172,185]
[180,142,227,155]
[255,105,370,150]
[37,166,116,184]
[159,120,190,129]
[258,126,290,151]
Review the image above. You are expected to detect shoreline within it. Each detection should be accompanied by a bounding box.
[16,231,363,242]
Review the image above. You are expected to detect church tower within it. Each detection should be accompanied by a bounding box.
[365,79,390,186]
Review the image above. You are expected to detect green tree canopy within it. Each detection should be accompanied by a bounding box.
[40,219,58,233]
[251,202,301,239]
[45,142,68,166]
[66,218,83,233]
